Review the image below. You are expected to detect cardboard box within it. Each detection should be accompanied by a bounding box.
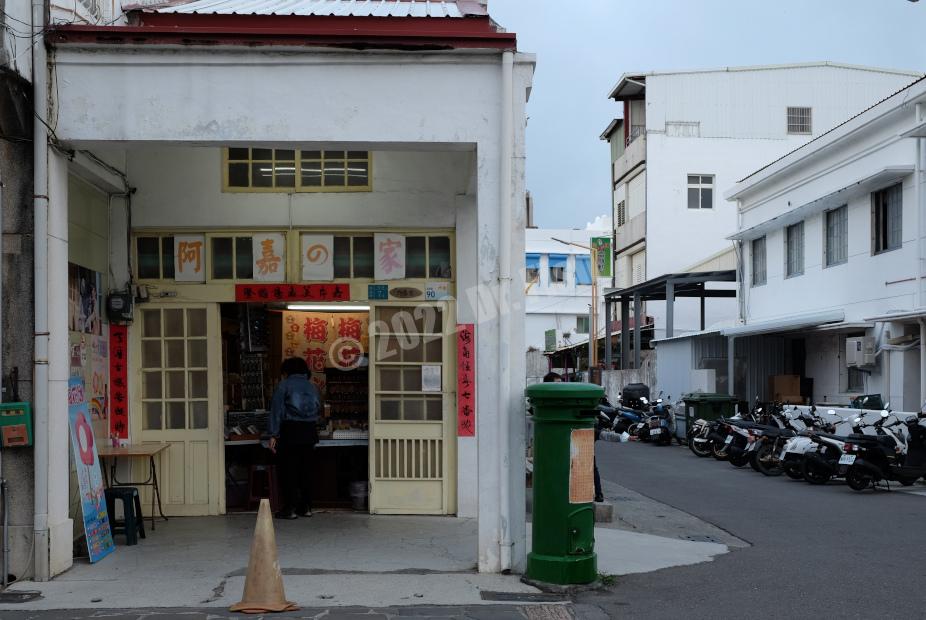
[769,375,801,401]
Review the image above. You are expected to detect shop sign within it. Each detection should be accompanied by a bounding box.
[425,282,451,300]
[235,283,348,302]
[174,234,206,283]
[374,233,406,281]
[68,377,115,563]
[301,234,334,281]
[253,232,286,282]
[591,236,612,278]
[456,324,475,437]
[282,311,370,371]
[368,284,389,300]
[109,324,128,440]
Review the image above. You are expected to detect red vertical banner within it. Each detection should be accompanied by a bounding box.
[456,324,476,437]
[108,324,129,440]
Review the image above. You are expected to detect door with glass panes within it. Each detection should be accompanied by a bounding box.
[134,305,222,516]
[369,303,456,514]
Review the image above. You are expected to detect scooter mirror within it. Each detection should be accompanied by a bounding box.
[881,410,889,418]
[827,410,836,416]
[853,417,861,424]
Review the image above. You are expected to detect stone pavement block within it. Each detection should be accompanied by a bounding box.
[395,606,469,616]
[462,605,532,620]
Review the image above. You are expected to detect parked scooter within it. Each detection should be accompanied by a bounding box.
[801,413,876,485]
[752,406,833,476]
[841,405,926,490]
[646,393,675,446]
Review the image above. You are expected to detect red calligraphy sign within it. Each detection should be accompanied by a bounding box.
[235,283,346,302]
[108,324,129,439]
[456,324,476,437]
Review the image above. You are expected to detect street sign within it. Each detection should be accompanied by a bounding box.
[591,237,612,277]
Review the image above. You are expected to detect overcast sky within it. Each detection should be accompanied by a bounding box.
[487,0,926,229]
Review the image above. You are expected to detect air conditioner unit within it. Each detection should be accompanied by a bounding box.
[846,336,876,367]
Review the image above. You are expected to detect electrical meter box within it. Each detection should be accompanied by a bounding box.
[0,402,33,447]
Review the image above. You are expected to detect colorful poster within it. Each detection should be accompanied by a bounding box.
[591,236,612,278]
[253,232,286,282]
[235,283,349,303]
[281,311,370,372]
[174,234,206,283]
[301,234,334,281]
[68,377,115,563]
[456,324,475,437]
[68,263,103,335]
[109,324,128,440]
[374,233,406,281]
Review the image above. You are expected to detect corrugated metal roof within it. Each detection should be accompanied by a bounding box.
[138,0,484,17]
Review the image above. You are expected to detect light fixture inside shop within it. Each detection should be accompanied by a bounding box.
[286,304,371,312]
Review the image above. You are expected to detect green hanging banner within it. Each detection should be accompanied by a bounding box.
[590,237,612,278]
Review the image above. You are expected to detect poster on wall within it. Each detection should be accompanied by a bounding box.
[374,233,406,281]
[282,311,369,372]
[174,234,206,283]
[253,232,286,282]
[301,234,334,281]
[67,377,115,563]
[89,335,109,421]
[456,324,475,437]
[68,263,103,335]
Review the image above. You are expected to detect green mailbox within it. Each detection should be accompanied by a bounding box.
[525,382,603,585]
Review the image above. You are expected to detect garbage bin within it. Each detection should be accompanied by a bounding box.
[525,382,603,585]
[681,393,738,441]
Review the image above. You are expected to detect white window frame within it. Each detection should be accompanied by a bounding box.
[576,315,590,334]
[785,222,804,278]
[787,107,812,134]
[871,183,902,255]
[751,236,767,287]
[687,175,714,209]
[824,205,848,267]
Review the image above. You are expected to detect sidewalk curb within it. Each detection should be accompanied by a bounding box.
[519,576,603,596]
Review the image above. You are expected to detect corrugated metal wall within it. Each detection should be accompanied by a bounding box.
[735,335,790,401]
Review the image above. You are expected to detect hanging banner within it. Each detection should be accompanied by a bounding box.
[253,232,286,282]
[109,324,128,440]
[591,236,612,278]
[301,234,335,281]
[68,377,115,563]
[282,311,370,372]
[374,233,406,281]
[456,324,475,437]
[235,283,349,303]
[174,234,206,283]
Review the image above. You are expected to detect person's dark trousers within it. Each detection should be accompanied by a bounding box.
[594,459,603,502]
[278,420,318,514]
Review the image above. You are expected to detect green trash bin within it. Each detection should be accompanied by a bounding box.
[525,382,603,585]
[682,393,738,437]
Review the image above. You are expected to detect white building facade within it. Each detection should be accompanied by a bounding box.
[602,63,922,342]
[524,228,609,353]
[724,76,926,412]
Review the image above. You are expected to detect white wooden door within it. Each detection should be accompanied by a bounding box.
[368,303,456,515]
[132,304,222,516]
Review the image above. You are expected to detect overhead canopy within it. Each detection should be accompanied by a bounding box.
[575,256,592,285]
[525,253,540,270]
[864,308,926,323]
[548,254,568,269]
[721,310,845,338]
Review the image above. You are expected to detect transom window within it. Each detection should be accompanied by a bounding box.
[136,235,175,280]
[787,107,812,134]
[224,148,371,192]
[687,175,714,209]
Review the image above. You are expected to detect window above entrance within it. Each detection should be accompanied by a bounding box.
[223,148,372,192]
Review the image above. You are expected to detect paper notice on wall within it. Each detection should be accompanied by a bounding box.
[422,365,442,392]
[301,234,334,281]
[374,233,405,281]
[425,282,451,300]
[253,232,286,282]
[174,234,206,282]
[569,428,595,504]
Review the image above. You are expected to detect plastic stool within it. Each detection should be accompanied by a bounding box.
[105,486,146,545]
[247,464,279,512]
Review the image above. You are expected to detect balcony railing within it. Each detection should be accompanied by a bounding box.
[625,124,645,147]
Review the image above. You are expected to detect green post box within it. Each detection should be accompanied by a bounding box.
[525,382,603,585]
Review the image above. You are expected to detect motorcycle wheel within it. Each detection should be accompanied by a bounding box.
[689,437,711,458]
[660,432,673,446]
[784,465,804,480]
[729,452,750,467]
[711,443,728,461]
[749,451,762,472]
[802,459,831,485]
[755,443,783,477]
[845,466,871,491]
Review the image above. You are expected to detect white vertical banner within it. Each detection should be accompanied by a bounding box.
[374,233,406,281]
[174,234,206,283]
[252,232,286,282]
[301,234,334,281]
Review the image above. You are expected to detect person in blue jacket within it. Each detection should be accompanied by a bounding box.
[269,357,322,519]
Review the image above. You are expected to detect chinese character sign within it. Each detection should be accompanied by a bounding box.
[109,324,129,440]
[253,232,286,282]
[68,377,115,563]
[456,324,476,437]
[301,234,334,281]
[591,236,612,278]
[174,234,206,282]
[282,311,369,370]
[373,233,406,281]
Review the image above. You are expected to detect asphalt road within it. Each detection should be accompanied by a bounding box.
[579,440,926,619]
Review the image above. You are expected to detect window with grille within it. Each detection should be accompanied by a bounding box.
[872,183,902,254]
[787,107,812,134]
[616,201,627,227]
[224,148,371,192]
[687,175,714,209]
[785,222,804,278]
[751,236,767,287]
[824,206,848,267]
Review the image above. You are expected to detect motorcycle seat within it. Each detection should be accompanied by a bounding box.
[847,434,898,448]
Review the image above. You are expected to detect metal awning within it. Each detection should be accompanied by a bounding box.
[729,166,914,242]
[721,310,845,338]
[864,308,926,323]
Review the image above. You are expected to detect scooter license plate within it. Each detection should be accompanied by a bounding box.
[650,428,662,435]
[838,454,856,465]
[724,435,734,445]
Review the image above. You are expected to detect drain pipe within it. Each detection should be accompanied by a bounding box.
[32,0,51,582]
[917,103,923,310]
[497,50,514,573]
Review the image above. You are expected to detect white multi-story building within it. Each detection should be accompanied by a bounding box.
[601,63,922,342]
[524,227,609,352]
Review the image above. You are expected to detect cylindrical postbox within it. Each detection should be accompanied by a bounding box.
[525,382,603,585]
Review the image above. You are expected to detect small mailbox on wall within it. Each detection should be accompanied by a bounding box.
[0,402,33,447]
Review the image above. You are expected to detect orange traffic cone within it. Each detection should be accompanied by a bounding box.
[229,498,299,614]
